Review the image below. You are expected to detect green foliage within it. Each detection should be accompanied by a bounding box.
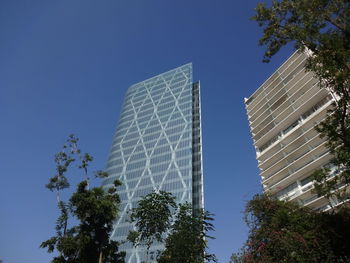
[128,191,216,263]
[158,203,217,263]
[253,0,350,204]
[312,168,337,200]
[40,135,125,263]
[64,180,123,262]
[229,252,244,263]
[232,194,350,262]
[253,0,350,68]
[313,106,350,202]
[45,150,73,202]
[127,191,177,261]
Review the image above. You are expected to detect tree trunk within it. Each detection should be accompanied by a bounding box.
[56,191,60,203]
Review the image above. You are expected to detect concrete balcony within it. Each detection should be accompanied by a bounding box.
[262,139,328,182]
[246,51,305,112]
[261,133,326,178]
[254,88,330,148]
[256,98,332,165]
[263,143,332,193]
[248,56,309,123]
[259,126,320,170]
[249,76,321,144]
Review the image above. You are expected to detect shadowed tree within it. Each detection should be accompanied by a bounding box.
[158,203,217,263]
[128,191,217,263]
[127,191,177,263]
[40,135,125,263]
[230,194,350,262]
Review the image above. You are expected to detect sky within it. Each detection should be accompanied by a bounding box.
[0,1,294,262]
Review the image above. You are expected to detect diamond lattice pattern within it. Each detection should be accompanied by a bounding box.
[103,63,194,263]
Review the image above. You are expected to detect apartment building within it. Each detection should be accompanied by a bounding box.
[245,51,338,211]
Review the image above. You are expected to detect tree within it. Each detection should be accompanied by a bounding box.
[253,0,350,203]
[229,251,244,263]
[40,135,125,263]
[231,194,350,262]
[127,191,177,263]
[158,203,217,263]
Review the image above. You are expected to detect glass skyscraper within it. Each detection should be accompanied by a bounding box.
[102,63,204,263]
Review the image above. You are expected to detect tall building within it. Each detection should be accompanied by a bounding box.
[245,51,339,211]
[102,63,204,263]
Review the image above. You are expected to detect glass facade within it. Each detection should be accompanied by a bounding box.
[102,63,204,263]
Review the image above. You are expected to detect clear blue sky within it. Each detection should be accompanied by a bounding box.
[0,1,293,262]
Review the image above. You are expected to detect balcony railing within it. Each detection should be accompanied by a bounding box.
[265,142,330,188]
[246,51,304,111]
[250,72,316,133]
[247,55,308,121]
[256,95,332,154]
